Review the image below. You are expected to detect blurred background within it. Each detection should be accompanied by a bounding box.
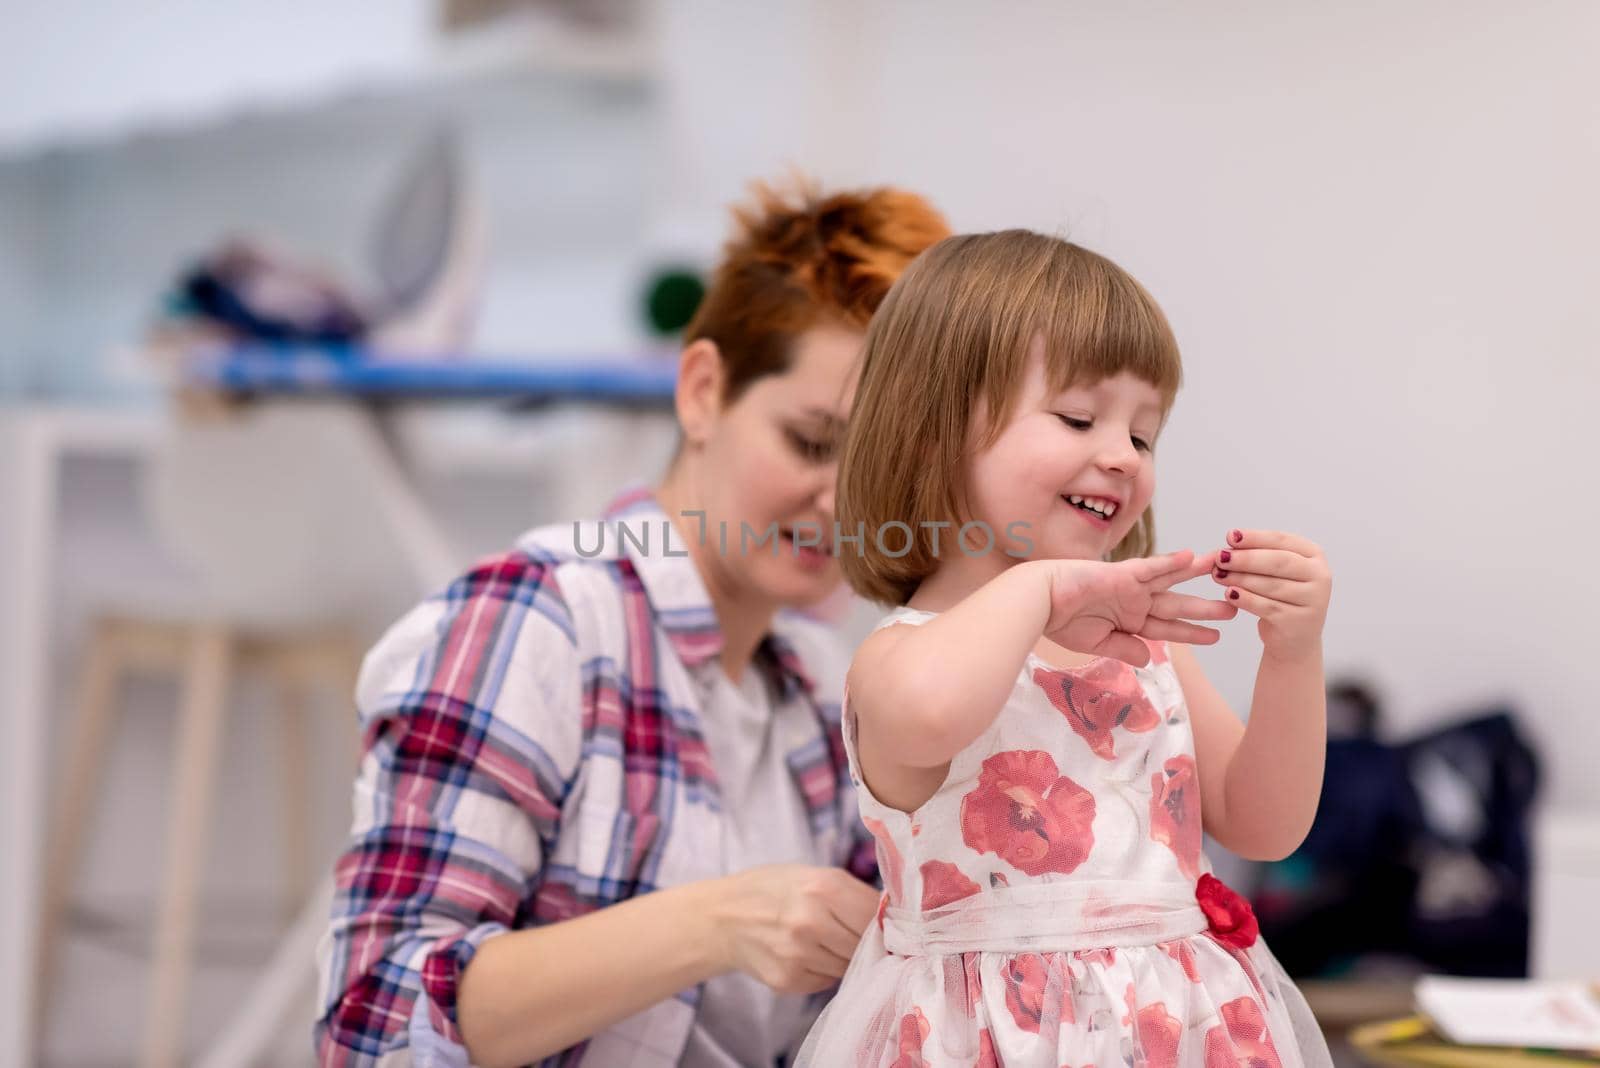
[2,1,1597,1065]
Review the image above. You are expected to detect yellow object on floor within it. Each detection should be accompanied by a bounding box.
[1350,1016,1600,1067]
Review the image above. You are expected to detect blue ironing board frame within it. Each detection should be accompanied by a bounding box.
[185,344,680,406]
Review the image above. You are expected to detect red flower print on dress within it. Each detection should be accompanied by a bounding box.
[961,750,1097,876]
[1123,986,1183,1068]
[1033,660,1160,761]
[1160,939,1204,983]
[864,816,905,907]
[920,860,981,910]
[1196,874,1259,950]
[888,1006,931,1068]
[1150,754,1202,880]
[1202,997,1282,1068]
[976,1028,1000,1068]
[962,954,982,1019]
[1001,954,1050,1033]
[1013,953,1081,1029]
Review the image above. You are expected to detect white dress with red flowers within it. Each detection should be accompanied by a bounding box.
[794,606,1333,1068]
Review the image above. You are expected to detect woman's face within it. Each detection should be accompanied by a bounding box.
[691,323,862,610]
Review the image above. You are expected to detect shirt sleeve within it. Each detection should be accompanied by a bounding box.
[784,614,882,889]
[314,550,583,1066]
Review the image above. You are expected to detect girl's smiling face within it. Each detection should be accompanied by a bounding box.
[964,337,1166,563]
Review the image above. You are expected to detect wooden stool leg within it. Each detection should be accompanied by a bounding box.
[340,640,367,770]
[274,663,313,919]
[34,618,128,1035]
[141,625,233,1068]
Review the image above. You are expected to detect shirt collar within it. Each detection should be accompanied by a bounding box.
[602,488,817,702]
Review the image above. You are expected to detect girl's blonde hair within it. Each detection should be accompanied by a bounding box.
[836,230,1183,605]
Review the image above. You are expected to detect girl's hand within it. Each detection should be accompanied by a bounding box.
[1210,529,1332,661]
[1045,550,1238,667]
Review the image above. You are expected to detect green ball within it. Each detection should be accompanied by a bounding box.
[643,268,706,337]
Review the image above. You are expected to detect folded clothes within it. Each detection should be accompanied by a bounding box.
[175,238,368,345]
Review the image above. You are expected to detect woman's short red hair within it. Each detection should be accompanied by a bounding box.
[685,178,950,401]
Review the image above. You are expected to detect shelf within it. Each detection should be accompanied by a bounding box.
[0,4,653,162]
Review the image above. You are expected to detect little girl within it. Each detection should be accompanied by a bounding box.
[797,231,1335,1067]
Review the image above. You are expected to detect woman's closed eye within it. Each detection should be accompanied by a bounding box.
[785,427,837,463]
[1055,414,1152,453]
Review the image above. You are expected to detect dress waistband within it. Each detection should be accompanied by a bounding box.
[881,879,1209,956]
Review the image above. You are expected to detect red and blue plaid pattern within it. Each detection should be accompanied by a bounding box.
[315,491,875,1066]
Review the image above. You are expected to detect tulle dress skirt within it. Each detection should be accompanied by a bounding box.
[794,880,1333,1067]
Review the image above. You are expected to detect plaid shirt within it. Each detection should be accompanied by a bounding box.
[314,490,876,1067]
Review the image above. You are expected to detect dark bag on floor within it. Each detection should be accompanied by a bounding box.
[1255,708,1539,978]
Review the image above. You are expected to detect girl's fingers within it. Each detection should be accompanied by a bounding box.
[1225,529,1323,559]
[1141,550,1218,593]
[1150,591,1239,621]
[1172,551,1222,586]
[1137,618,1223,645]
[1096,631,1154,668]
[1211,569,1313,606]
[1214,547,1316,581]
[1129,549,1197,584]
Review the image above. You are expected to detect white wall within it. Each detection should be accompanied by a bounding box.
[658,0,1600,805]
[0,0,433,151]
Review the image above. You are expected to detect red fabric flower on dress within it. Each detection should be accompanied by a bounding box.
[888,1007,931,1068]
[1150,754,1203,880]
[1033,660,1160,760]
[960,750,1096,876]
[920,860,981,910]
[1202,996,1283,1068]
[1196,874,1259,950]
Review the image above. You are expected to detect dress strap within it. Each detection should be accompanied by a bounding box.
[870,604,938,633]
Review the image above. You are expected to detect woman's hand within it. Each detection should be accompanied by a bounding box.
[711,864,879,993]
[1210,529,1332,661]
[1044,550,1238,665]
